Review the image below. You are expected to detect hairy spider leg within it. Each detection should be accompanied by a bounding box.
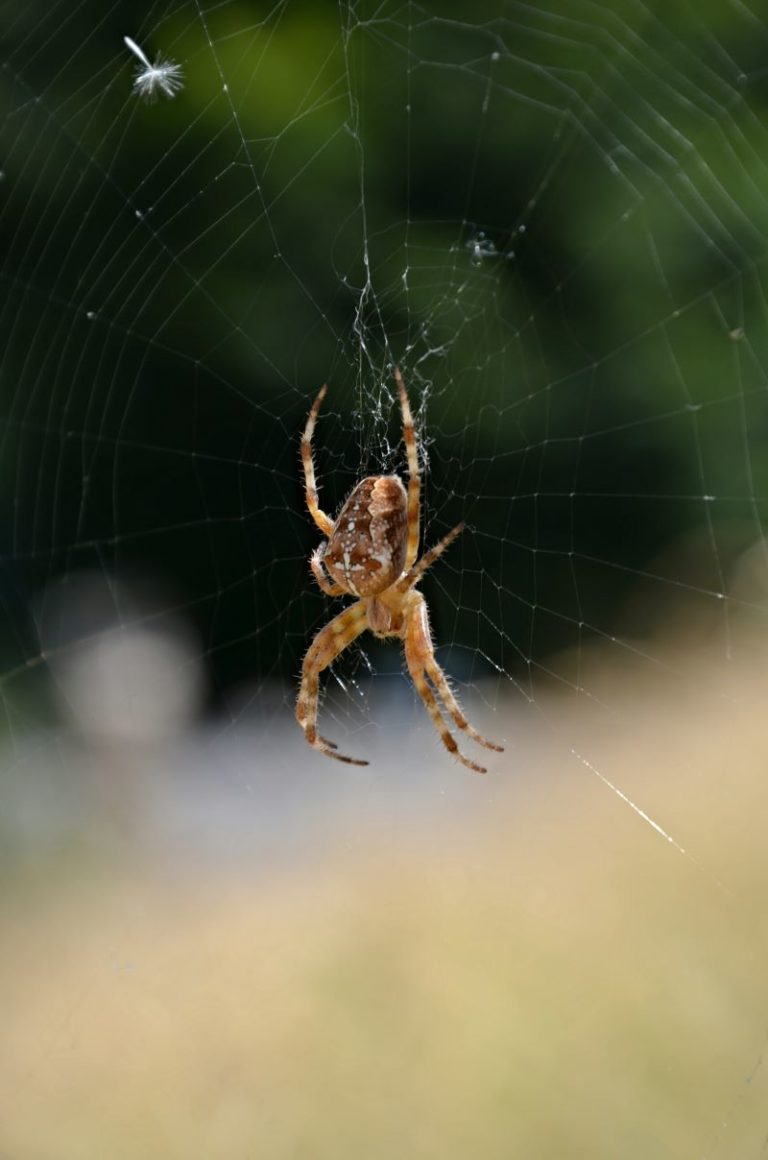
[397,522,465,593]
[296,602,369,765]
[301,384,334,537]
[310,547,345,597]
[423,652,504,754]
[393,367,421,571]
[403,593,493,773]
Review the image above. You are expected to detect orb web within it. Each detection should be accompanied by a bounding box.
[1,2,768,1155]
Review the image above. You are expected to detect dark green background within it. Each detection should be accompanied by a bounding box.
[2,0,768,707]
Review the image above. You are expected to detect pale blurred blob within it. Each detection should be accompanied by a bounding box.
[17,570,207,847]
[56,620,202,748]
[38,570,204,749]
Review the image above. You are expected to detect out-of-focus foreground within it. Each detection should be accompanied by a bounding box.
[1,630,767,1159]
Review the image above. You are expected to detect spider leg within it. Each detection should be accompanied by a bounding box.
[424,656,504,754]
[296,602,369,765]
[397,522,465,593]
[301,384,335,537]
[394,367,421,570]
[403,592,494,773]
[310,547,346,597]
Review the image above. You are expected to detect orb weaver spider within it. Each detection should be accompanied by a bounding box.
[296,368,503,773]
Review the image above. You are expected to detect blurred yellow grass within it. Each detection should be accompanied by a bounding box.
[2,648,768,1158]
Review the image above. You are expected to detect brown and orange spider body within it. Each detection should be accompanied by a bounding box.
[296,368,503,773]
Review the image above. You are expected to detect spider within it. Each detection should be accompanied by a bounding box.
[295,367,503,773]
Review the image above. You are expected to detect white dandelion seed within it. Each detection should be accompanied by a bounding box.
[124,36,184,102]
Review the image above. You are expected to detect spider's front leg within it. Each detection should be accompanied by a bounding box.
[296,601,369,765]
[301,384,334,537]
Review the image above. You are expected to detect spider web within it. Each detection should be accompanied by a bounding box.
[2,1,768,1155]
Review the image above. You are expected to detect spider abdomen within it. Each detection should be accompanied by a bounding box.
[324,475,408,596]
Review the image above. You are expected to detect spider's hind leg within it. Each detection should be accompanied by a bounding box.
[425,656,504,754]
[403,592,503,773]
[296,602,369,766]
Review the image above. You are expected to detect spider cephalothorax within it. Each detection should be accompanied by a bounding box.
[296,368,503,773]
